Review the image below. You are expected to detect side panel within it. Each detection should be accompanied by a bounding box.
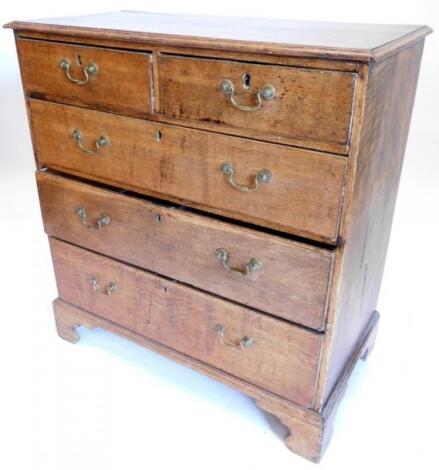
[315,41,426,409]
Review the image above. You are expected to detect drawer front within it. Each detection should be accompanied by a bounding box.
[17,39,152,115]
[158,55,356,153]
[50,238,323,406]
[38,172,333,330]
[30,99,346,244]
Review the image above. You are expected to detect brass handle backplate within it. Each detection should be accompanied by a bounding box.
[89,274,117,296]
[215,248,262,276]
[220,79,275,112]
[72,129,109,155]
[59,58,98,85]
[75,207,110,231]
[215,324,254,351]
[221,161,272,193]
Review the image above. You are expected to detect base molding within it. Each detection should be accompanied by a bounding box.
[53,298,379,463]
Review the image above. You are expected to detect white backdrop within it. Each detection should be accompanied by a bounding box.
[1,2,438,469]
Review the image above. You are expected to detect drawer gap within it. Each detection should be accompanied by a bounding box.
[30,96,349,157]
[160,51,358,73]
[41,168,338,251]
[51,235,326,335]
[17,35,154,55]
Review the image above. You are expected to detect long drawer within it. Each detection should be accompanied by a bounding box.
[37,171,333,330]
[30,99,346,244]
[50,237,323,406]
[17,39,152,115]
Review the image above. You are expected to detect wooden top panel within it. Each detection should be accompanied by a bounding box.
[5,11,432,62]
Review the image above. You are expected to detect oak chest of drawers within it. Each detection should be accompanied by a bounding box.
[5,11,431,462]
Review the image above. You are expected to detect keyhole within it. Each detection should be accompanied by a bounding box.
[156,130,162,142]
[242,72,251,89]
[76,54,83,66]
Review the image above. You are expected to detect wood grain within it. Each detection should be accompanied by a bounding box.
[15,36,359,154]
[30,99,347,244]
[4,11,432,62]
[17,38,152,116]
[52,298,379,462]
[37,171,334,330]
[314,41,426,409]
[6,12,430,462]
[159,54,356,149]
[14,32,360,72]
[50,238,323,406]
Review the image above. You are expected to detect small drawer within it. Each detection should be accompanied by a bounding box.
[158,55,357,153]
[38,171,334,330]
[50,238,323,406]
[17,39,152,115]
[30,99,346,244]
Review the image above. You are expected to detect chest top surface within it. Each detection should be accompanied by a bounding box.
[4,10,431,62]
